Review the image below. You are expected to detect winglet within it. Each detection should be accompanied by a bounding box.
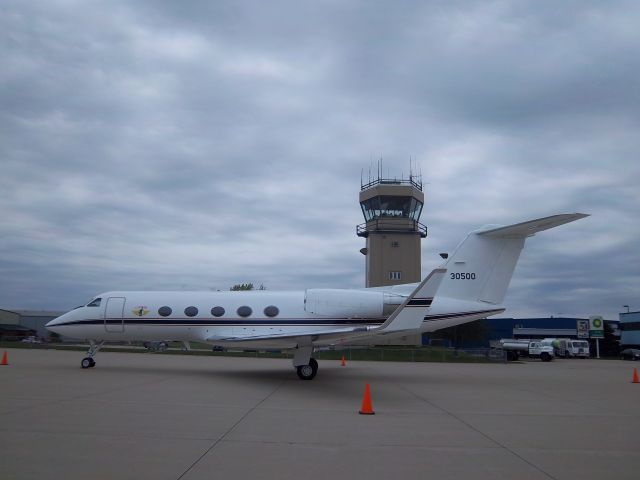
[377,268,446,333]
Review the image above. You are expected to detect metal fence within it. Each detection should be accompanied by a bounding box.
[315,347,507,363]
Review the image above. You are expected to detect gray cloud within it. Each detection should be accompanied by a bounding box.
[1,0,638,319]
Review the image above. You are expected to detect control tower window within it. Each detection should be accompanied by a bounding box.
[361,196,423,221]
[87,298,101,307]
[409,198,423,221]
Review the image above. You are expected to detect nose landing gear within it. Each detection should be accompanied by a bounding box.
[81,340,104,369]
[81,357,96,369]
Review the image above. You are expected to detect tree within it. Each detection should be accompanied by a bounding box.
[230,283,266,291]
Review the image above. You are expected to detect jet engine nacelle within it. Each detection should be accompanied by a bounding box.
[304,289,403,318]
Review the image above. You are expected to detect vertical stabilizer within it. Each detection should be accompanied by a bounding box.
[435,213,588,305]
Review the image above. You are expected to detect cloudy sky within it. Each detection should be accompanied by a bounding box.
[1,0,638,319]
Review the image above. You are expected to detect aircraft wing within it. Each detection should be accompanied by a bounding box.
[206,326,373,343]
[206,268,447,346]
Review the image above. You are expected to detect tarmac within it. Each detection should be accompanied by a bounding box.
[1,348,639,480]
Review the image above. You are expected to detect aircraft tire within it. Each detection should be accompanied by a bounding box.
[296,358,318,380]
[81,357,93,369]
[89,358,96,368]
[541,352,552,362]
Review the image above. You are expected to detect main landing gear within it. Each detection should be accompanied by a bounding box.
[81,340,104,369]
[296,358,318,380]
[293,345,318,380]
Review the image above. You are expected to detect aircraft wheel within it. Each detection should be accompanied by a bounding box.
[81,357,93,369]
[296,358,318,380]
[89,358,96,368]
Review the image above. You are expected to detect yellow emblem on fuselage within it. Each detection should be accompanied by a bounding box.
[132,306,150,317]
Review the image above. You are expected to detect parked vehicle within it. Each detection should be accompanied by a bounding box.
[20,336,42,344]
[143,341,169,352]
[566,340,590,358]
[620,348,640,361]
[498,339,554,362]
[541,338,590,358]
[0,324,37,341]
[528,341,555,362]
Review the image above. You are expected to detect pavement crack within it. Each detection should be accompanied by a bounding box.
[396,381,560,480]
[175,379,285,480]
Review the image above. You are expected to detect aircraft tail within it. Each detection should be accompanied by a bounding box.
[435,213,588,305]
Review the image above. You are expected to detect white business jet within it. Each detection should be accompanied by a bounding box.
[46,213,587,379]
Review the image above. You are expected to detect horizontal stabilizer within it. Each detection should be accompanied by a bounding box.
[477,213,589,238]
[377,268,446,332]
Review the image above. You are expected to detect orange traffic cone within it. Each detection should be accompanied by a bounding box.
[341,354,346,367]
[1,351,8,366]
[633,368,639,384]
[359,383,375,415]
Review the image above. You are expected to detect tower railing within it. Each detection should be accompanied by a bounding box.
[360,177,422,191]
[356,218,427,238]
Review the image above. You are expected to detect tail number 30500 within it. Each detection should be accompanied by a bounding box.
[451,272,476,280]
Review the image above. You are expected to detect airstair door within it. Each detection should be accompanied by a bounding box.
[105,297,125,333]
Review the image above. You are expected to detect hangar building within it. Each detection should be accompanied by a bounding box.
[0,308,66,341]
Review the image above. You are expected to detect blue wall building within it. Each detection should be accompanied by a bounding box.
[423,317,619,350]
[620,310,640,347]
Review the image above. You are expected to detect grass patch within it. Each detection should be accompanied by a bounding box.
[1,341,495,363]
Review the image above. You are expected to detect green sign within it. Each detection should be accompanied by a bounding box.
[589,315,604,338]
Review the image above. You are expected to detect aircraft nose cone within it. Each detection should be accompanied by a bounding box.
[45,317,59,328]
[46,313,67,330]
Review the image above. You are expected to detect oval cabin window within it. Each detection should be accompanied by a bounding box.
[237,306,252,317]
[158,306,172,317]
[211,306,225,317]
[184,306,198,317]
[264,306,279,317]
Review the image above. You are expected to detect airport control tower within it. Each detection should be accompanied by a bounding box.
[357,166,427,287]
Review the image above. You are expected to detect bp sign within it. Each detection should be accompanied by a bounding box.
[589,315,604,338]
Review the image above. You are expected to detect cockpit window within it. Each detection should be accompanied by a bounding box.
[87,298,102,307]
